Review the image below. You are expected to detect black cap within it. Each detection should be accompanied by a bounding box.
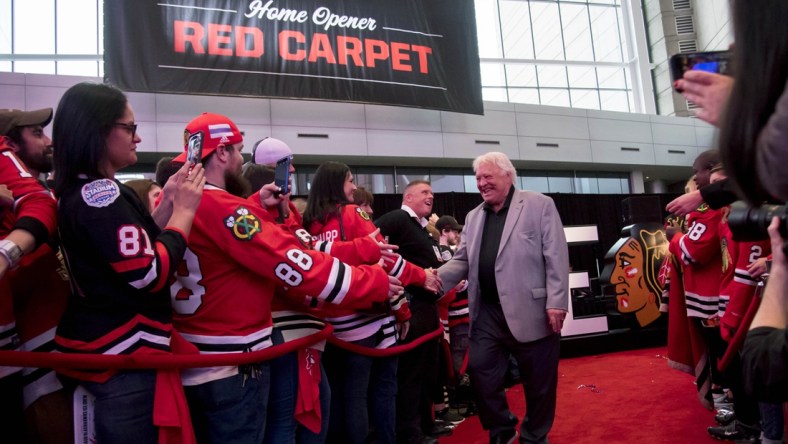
[435,215,462,232]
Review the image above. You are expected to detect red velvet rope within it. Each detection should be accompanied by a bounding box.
[0,324,332,369]
[327,326,443,357]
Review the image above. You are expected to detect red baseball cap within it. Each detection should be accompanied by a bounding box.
[174,112,243,163]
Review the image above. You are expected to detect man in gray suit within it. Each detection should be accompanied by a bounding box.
[438,152,569,444]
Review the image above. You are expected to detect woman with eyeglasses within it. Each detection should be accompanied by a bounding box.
[51,82,205,443]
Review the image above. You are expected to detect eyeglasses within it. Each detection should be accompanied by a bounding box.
[113,122,138,138]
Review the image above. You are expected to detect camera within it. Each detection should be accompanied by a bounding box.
[727,200,788,241]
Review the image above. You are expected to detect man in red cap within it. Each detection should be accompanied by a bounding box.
[0,108,59,443]
[170,113,400,444]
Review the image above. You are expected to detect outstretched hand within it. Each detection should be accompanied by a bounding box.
[666,190,702,217]
[388,275,404,299]
[423,268,443,294]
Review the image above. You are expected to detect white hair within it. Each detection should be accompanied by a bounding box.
[472,152,517,184]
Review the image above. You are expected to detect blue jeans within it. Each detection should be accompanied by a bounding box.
[324,338,398,444]
[759,402,785,441]
[184,365,270,444]
[81,370,158,444]
[264,328,330,444]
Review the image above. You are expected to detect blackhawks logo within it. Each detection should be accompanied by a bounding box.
[697,203,710,213]
[225,207,261,241]
[356,207,370,221]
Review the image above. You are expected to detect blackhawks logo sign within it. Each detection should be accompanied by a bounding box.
[225,207,261,241]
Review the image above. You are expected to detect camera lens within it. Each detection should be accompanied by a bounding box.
[728,201,788,241]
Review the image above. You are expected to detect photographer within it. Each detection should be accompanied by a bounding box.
[713,0,788,404]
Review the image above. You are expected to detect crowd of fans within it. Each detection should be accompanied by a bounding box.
[0,83,475,444]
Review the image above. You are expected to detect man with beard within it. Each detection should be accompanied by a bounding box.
[375,180,450,444]
[0,108,69,444]
[170,113,400,444]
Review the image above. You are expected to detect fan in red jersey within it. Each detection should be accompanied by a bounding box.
[0,107,59,443]
[170,113,402,444]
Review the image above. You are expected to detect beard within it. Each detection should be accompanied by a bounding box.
[20,151,53,175]
[224,169,252,198]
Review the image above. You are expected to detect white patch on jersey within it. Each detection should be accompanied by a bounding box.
[81,179,120,208]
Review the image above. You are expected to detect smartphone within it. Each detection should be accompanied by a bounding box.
[670,50,733,85]
[274,155,291,196]
[187,131,203,165]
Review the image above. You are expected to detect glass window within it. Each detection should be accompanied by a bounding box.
[589,5,623,63]
[475,0,504,58]
[540,88,570,107]
[560,3,594,62]
[0,0,11,56]
[548,174,574,193]
[463,175,480,193]
[480,62,507,87]
[597,67,627,89]
[395,168,430,194]
[15,0,55,54]
[508,87,540,105]
[482,87,509,102]
[573,176,600,194]
[498,1,534,59]
[12,61,55,75]
[567,65,598,89]
[529,2,564,60]
[621,177,631,193]
[570,88,600,110]
[57,60,100,77]
[599,90,630,112]
[354,166,396,194]
[57,0,99,54]
[536,65,568,88]
[598,176,623,193]
[506,64,538,88]
[430,172,466,193]
[521,175,549,193]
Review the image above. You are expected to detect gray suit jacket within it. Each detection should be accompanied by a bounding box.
[438,189,569,343]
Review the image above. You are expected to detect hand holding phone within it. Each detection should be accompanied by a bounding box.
[670,50,733,87]
[274,155,292,196]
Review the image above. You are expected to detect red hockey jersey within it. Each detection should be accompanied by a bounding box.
[718,220,770,337]
[0,137,57,379]
[171,187,391,384]
[307,205,418,347]
[669,203,724,319]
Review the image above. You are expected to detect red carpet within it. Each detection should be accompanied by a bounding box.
[441,346,720,443]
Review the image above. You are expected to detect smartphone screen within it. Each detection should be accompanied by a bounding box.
[669,50,732,85]
[187,131,203,165]
[274,155,291,195]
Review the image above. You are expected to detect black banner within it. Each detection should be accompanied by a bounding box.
[104,0,483,114]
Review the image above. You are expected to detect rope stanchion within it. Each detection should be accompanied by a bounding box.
[0,324,332,369]
[327,326,444,357]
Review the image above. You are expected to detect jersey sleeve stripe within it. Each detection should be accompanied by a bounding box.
[318,258,351,305]
[679,237,697,265]
[314,240,332,255]
[149,242,171,293]
[110,256,154,273]
[387,255,405,278]
[129,258,159,290]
